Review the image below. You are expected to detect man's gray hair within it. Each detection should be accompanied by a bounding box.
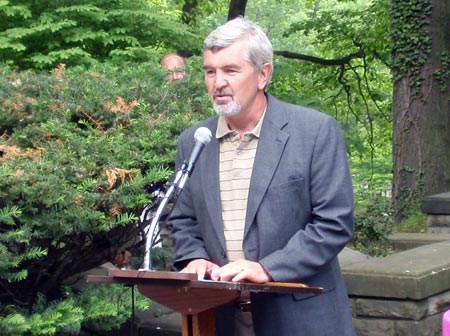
[203,17,273,73]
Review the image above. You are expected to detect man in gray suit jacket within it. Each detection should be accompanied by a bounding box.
[169,17,355,336]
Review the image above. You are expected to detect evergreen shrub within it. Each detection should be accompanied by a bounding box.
[0,61,211,334]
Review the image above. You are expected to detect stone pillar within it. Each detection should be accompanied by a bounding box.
[421,192,450,233]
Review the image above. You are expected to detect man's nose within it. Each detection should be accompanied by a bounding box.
[173,71,184,80]
[214,72,228,88]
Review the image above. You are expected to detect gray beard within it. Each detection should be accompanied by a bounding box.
[213,100,242,117]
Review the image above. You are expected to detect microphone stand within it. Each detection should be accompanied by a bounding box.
[140,161,189,271]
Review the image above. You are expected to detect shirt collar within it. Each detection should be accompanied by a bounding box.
[215,107,267,140]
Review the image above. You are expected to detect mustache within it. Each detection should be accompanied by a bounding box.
[213,89,234,98]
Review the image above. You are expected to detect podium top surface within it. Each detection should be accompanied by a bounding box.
[87,269,323,295]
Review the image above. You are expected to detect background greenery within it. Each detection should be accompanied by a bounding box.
[1,0,437,334]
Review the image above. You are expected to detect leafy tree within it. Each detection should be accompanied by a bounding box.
[0,0,200,68]
[245,0,393,205]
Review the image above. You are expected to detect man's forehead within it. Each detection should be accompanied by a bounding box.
[203,56,251,70]
[162,55,185,69]
[165,59,184,67]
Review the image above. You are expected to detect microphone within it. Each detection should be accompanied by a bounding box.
[185,127,212,175]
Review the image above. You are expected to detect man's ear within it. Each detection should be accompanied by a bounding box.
[258,63,273,90]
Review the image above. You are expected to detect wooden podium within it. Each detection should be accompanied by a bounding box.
[87,269,322,336]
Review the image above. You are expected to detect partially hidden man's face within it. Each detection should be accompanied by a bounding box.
[203,40,267,117]
[162,56,186,82]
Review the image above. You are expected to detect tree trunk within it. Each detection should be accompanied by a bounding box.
[228,0,248,20]
[392,0,450,221]
[181,0,198,26]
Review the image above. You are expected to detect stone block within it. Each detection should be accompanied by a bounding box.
[421,192,450,215]
[389,232,450,251]
[427,215,450,227]
[353,318,395,336]
[395,313,442,336]
[427,215,450,233]
[342,240,450,300]
[349,297,357,317]
[428,289,450,315]
[355,298,428,320]
[428,226,450,234]
[339,247,370,266]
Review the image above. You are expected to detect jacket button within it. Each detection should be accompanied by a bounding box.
[221,251,227,258]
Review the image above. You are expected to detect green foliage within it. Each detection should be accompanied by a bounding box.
[393,211,426,233]
[391,0,432,96]
[350,156,393,210]
[0,296,84,335]
[0,61,210,334]
[0,0,200,69]
[433,51,450,92]
[396,168,425,220]
[150,246,175,271]
[247,2,394,239]
[0,285,150,335]
[352,196,394,256]
[250,0,393,167]
[78,284,149,332]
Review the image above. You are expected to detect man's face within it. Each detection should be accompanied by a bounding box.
[161,56,186,82]
[203,40,265,117]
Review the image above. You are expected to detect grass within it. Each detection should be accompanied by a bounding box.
[393,212,427,233]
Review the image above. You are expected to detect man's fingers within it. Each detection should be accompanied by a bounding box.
[231,269,247,282]
[180,259,220,280]
[196,264,206,280]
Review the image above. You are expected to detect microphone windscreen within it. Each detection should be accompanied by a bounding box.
[194,127,212,145]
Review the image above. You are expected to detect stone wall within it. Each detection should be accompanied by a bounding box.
[342,239,450,336]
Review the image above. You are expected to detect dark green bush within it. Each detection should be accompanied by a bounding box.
[352,195,394,257]
[0,61,211,334]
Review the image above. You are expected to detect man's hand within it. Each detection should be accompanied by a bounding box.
[180,259,220,280]
[210,259,272,283]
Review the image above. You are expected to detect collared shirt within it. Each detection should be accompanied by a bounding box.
[216,110,266,261]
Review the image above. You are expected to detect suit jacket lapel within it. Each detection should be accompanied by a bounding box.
[200,119,226,249]
[245,95,289,238]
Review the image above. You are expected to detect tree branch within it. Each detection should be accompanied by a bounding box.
[274,48,365,66]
